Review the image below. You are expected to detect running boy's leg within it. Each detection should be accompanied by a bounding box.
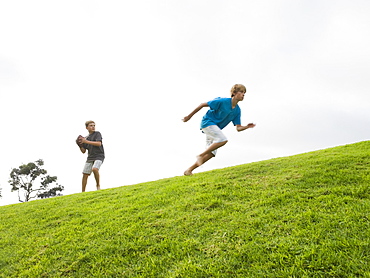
[184,125,228,176]
[196,141,227,165]
[184,152,215,176]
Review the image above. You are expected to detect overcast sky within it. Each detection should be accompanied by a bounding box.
[1,0,369,206]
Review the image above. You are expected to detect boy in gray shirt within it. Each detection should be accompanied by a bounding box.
[79,120,105,192]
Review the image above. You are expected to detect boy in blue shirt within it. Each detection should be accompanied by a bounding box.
[182,84,256,176]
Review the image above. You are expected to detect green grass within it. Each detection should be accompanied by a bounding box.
[1,141,370,277]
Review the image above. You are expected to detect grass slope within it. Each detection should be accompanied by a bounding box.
[0,141,370,277]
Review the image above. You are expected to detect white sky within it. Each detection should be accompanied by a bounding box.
[1,0,369,206]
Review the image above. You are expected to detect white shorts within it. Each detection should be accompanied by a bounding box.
[202,125,228,156]
[82,160,103,175]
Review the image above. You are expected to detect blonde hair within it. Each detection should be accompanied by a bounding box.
[85,120,95,128]
[230,84,246,97]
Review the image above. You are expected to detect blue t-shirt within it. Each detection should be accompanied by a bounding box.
[200,97,241,130]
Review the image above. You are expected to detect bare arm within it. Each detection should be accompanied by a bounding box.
[236,123,256,132]
[182,102,209,122]
[80,146,86,154]
[81,138,102,147]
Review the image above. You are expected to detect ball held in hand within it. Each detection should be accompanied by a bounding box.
[76,135,84,147]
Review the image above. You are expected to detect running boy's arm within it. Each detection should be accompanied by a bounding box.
[236,123,256,132]
[182,103,209,122]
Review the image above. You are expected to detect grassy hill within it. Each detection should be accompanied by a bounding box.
[0,141,369,277]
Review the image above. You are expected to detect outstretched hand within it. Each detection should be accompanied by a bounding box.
[236,123,256,132]
[182,116,191,122]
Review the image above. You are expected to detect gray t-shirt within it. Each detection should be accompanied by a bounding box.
[83,131,105,162]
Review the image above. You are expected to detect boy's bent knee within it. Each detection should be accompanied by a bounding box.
[92,168,99,173]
